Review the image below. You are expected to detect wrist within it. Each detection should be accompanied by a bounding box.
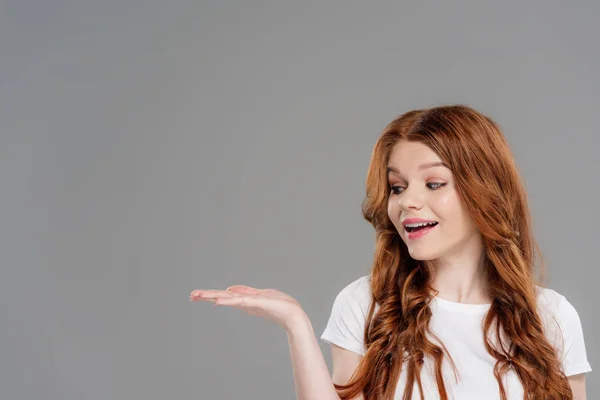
[284,309,312,336]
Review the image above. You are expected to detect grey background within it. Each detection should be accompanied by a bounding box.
[1,1,597,399]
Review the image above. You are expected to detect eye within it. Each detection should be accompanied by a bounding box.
[390,185,403,195]
[428,182,446,190]
[390,182,446,195]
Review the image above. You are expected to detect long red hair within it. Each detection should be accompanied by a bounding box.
[334,105,571,399]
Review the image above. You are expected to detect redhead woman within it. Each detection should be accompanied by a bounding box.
[190,105,592,399]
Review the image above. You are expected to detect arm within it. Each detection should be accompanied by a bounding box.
[190,286,358,399]
[330,344,364,400]
[567,373,587,400]
[286,312,341,400]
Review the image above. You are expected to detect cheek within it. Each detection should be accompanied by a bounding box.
[435,192,474,231]
[387,200,407,237]
[387,202,401,228]
[433,192,456,216]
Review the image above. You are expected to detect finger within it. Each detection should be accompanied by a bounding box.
[214,293,255,307]
[212,295,274,319]
[225,285,262,295]
[190,289,233,298]
[190,291,237,302]
[190,289,217,297]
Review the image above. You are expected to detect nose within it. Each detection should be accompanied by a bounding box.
[396,186,424,212]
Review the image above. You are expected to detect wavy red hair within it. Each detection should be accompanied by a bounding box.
[333,105,571,399]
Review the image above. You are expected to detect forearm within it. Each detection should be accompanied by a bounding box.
[285,313,340,400]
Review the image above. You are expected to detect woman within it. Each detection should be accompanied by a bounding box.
[190,105,592,399]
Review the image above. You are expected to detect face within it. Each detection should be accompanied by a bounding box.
[387,140,481,261]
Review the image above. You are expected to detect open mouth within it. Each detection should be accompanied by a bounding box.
[405,222,438,233]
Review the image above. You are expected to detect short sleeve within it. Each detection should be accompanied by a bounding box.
[555,295,592,376]
[320,276,372,356]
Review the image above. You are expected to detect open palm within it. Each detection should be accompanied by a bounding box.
[189,285,305,331]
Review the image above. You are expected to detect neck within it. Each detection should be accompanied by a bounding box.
[429,240,491,305]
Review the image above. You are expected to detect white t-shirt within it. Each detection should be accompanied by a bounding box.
[320,275,592,400]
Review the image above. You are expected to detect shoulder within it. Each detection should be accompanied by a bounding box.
[321,275,373,355]
[337,274,371,298]
[329,275,372,311]
[534,285,592,376]
[535,285,564,315]
[535,285,580,322]
[535,285,573,332]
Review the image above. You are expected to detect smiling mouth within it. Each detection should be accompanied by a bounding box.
[404,222,438,233]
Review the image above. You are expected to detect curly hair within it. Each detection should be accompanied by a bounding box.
[332,105,572,399]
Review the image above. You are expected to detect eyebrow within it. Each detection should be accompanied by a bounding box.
[387,161,449,175]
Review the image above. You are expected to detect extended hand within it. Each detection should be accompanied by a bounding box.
[189,285,306,332]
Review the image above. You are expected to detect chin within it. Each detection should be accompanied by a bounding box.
[409,253,437,261]
[406,246,441,261]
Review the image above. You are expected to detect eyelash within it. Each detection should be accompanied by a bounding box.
[390,182,446,195]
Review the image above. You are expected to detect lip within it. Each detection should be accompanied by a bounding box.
[405,223,438,240]
[402,218,437,227]
[402,218,439,241]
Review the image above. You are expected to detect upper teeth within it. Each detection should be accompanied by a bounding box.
[405,222,437,228]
